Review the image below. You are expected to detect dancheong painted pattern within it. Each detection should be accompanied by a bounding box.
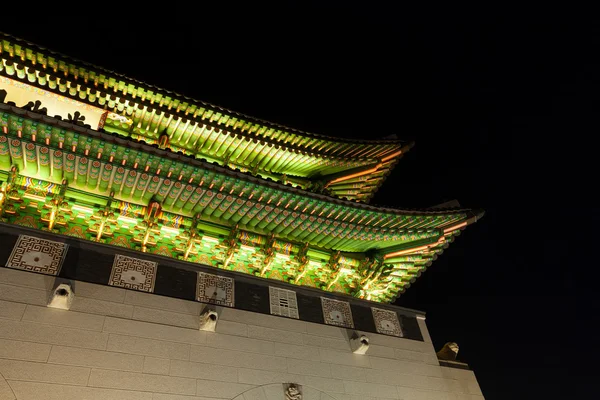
[0,32,483,303]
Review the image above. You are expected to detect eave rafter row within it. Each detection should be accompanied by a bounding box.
[0,32,412,202]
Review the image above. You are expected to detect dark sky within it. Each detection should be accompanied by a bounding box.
[2,4,596,399]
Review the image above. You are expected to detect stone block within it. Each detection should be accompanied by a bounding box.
[369,356,443,377]
[287,358,332,377]
[48,345,144,372]
[0,319,108,350]
[152,395,222,400]
[393,374,451,391]
[215,319,248,337]
[366,344,397,360]
[0,283,48,306]
[306,322,347,339]
[207,331,274,354]
[190,345,287,371]
[247,324,304,345]
[274,341,321,361]
[237,368,305,386]
[7,380,152,400]
[72,281,127,303]
[330,364,368,382]
[394,348,427,363]
[362,330,434,353]
[303,333,350,351]
[343,380,399,399]
[219,306,306,333]
[0,299,26,320]
[302,375,345,394]
[319,348,371,368]
[0,267,54,290]
[124,290,201,315]
[396,386,452,400]
[133,306,199,329]
[22,305,105,331]
[88,369,197,395]
[107,334,190,360]
[143,357,170,375]
[195,379,254,398]
[0,359,90,386]
[0,338,51,362]
[70,296,134,319]
[103,317,206,345]
[169,360,238,382]
[366,368,406,385]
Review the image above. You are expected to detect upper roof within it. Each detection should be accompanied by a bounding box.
[0,31,410,202]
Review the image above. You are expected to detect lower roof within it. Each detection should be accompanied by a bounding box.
[0,101,483,303]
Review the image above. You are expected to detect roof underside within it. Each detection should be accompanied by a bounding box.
[0,104,482,303]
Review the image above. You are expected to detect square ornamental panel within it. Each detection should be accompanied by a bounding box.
[6,235,68,275]
[109,254,158,292]
[372,307,403,337]
[321,297,354,328]
[269,286,299,319]
[196,272,235,307]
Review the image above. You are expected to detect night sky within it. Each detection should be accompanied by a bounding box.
[2,4,595,399]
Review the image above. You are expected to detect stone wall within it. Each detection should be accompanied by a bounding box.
[0,267,485,400]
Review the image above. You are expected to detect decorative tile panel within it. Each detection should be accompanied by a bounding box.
[196,272,235,307]
[5,235,68,275]
[321,297,354,328]
[269,286,299,319]
[372,307,403,337]
[109,254,157,292]
[0,224,427,342]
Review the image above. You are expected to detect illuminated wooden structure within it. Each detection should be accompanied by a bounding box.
[0,32,483,303]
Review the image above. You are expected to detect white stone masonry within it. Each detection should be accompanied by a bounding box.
[0,267,485,400]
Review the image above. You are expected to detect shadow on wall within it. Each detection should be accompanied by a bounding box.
[232,383,338,400]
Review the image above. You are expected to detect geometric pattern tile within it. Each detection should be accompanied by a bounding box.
[196,272,234,307]
[269,286,299,319]
[371,307,403,337]
[321,297,354,328]
[5,234,68,276]
[108,254,158,292]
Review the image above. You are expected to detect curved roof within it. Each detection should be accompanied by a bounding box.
[0,32,410,202]
[0,104,481,253]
